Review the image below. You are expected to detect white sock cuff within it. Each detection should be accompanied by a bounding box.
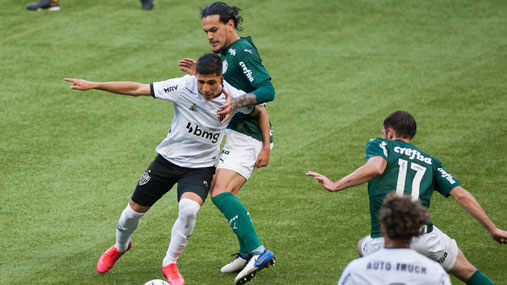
[125,203,145,218]
[178,198,201,215]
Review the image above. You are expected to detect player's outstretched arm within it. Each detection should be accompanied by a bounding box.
[252,105,270,169]
[306,156,387,192]
[64,78,151,96]
[450,186,507,244]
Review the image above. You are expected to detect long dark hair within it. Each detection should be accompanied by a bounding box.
[200,2,243,31]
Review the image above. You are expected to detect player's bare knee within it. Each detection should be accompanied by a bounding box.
[129,200,150,213]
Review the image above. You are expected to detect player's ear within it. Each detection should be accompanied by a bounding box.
[220,77,224,85]
[388,128,396,140]
[227,19,235,30]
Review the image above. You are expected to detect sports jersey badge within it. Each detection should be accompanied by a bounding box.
[222,59,228,74]
[138,170,151,186]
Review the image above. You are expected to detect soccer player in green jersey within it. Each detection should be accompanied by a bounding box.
[307,110,507,285]
[178,2,275,284]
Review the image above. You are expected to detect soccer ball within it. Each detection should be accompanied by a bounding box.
[144,279,169,285]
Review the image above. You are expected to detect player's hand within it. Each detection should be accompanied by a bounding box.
[254,148,270,169]
[306,171,338,192]
[217,88,232,124]
[64,78,96,91]
[178,58,197,75]
[490,228,507,244]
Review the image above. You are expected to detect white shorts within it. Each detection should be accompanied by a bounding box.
[217,129,272,180]
[360,225,458,271]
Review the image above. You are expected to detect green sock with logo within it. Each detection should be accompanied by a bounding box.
[467,270,494,285]
[212,192,264,255]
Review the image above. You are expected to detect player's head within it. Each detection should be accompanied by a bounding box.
[196,53,224,100]
[200,2,242,53]
[379,193,429,243]
[382,110,417,140]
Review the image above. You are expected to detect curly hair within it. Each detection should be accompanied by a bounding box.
[379,193,429,242]
[200,2,243,31]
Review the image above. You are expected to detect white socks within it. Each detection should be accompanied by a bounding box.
[162,198,201,266]
[115,203,145,252]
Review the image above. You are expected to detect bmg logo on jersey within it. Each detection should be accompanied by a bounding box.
[186,122,220,143]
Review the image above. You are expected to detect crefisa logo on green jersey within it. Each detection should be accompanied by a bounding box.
[437,168,456,184]
[239,61,254,82]
[186,122,220,143]
[394,146,432,165]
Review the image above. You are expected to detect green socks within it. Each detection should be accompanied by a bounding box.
[467,270,494,285]
[212,192,264,255]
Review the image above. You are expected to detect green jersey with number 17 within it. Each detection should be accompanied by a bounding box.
[221,36,273,142]
[365,138,460,238]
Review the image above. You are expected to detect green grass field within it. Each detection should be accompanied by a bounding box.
[1,0,507,284]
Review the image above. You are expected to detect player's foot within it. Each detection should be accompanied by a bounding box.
[26,0,60,11]
[221,253,248,273]
[141,0,154,10]
[234,249,276,284]
[96,241,132,274]
[161,263,184,285]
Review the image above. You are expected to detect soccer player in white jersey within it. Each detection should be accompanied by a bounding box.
[338,193,451,285]
[64,53,270,285]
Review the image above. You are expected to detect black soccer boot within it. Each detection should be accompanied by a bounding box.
[141,0,154,10]
[26,0,60,11]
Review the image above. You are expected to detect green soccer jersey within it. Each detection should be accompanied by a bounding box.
[220,36,274,142]
[365,138,460,237]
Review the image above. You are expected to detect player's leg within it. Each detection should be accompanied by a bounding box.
[212,131,275,283]
[97,155,177,274]
[411,225,493,284]
[163,192,204,265]
[96,200,147,274]
[161,166,214,284]
[449,248,493,284]
[212,169,262,253]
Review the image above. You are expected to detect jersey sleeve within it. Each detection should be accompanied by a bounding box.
[236,49,275,103]
[150,76,186,102]
[365,138,389,161]
[432,158,461,197]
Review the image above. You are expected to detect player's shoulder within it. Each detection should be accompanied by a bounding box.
[366,137,389,147]
[223,80,246,98]
[179,74,199,93]
[227,37,260,59]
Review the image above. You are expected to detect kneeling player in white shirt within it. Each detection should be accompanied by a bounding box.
[64,53,270,285]
[338,193,451,285]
